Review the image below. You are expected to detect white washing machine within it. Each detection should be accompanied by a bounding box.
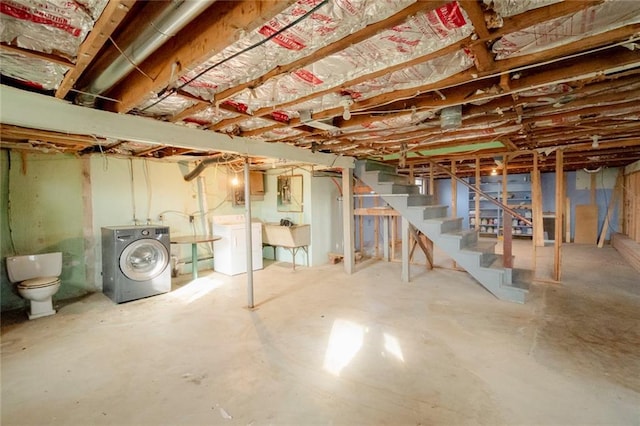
[101,226,171,303]
[212,215,263,276]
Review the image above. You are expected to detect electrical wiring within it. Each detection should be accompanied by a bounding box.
[140,0,330,113]
[109,35,154,82]
[143,159,152,222]
[129,158,138,224]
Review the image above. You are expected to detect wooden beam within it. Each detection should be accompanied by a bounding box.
[252,38,468,119]
[408,225,433,269]
[458,1,494,72]
[487,1,602,42]
[214,1,449,104]
[0,85,354,168]
[56,0,136,98]
[0,43,75,68]
[107,1,296,113]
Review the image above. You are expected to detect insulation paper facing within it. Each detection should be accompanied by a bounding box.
[483,0,563,18]
[0,0,107,58]
[178,0,416,102]
[0,51,68,90]
[492,1,640,59]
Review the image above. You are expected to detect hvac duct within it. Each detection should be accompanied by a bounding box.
[183,155,243,181]
[76,0,213,106]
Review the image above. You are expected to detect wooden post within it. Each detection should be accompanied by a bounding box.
[554,150,564,281]
[401,218,410,282]
[374,196,380,258]
[451,161,457,269]
[532,152,544,247]
[358,194,363,254]
[451,161,457,216]
[475,157,480,231]
[502,156,508,246]
[342,168,355,274]
[565,197,571,243]
[503,209,513,268]
[429,164,435,196]
[382,216,390,261]
[591,173,597,205]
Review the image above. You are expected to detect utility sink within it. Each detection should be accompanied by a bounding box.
[262,223,310,248]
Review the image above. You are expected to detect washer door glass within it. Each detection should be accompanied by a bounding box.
[120,239,169,281]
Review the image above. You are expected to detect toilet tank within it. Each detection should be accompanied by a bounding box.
[6,252,62,283]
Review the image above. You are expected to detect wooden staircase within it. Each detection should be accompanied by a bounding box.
[355,160,528,303]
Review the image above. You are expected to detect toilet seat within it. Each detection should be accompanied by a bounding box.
[18,277,60,289]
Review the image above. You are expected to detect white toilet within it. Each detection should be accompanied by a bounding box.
[6,252,62,320]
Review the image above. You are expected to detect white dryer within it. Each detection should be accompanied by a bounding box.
[101,226,171,303]
[212,216,263,276]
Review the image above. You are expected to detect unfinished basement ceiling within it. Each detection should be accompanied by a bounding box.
[1,0,639,176]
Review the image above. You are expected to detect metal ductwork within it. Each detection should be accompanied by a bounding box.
[76,0,213,107]
[183,155,243,181]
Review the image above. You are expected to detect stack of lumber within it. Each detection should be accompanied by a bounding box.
[612,233,640,273]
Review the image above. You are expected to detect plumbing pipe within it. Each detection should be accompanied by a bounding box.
[77,0,213,106]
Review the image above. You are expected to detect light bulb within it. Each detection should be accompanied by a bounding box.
[231,176,239,186]
[491,168,497,176]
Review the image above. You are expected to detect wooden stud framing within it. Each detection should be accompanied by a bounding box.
[554,150,564,281]
[475,157,480,231]
[598,169,624,247]
[532,151,544,247]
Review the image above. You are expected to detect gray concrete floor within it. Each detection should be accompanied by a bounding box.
[2,241,639,425]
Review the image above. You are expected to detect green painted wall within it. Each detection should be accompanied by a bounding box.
[1,151,87,311]
[1,153,337,312]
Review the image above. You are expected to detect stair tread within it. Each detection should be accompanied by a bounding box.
[356,159,527,304]
[510,268,533,291]
[407,204,447,210]
[485,254,515,269]
[503,280,530,292]
[425,216,462,223]
[460,241,497,253]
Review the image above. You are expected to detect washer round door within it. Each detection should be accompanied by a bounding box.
[119,239,169,281]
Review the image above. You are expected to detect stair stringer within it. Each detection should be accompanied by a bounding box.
[355,161,527,303]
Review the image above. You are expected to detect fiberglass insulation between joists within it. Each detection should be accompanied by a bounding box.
[492,0,640,59]
[0,0,107,89]
[163,0,475,127]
